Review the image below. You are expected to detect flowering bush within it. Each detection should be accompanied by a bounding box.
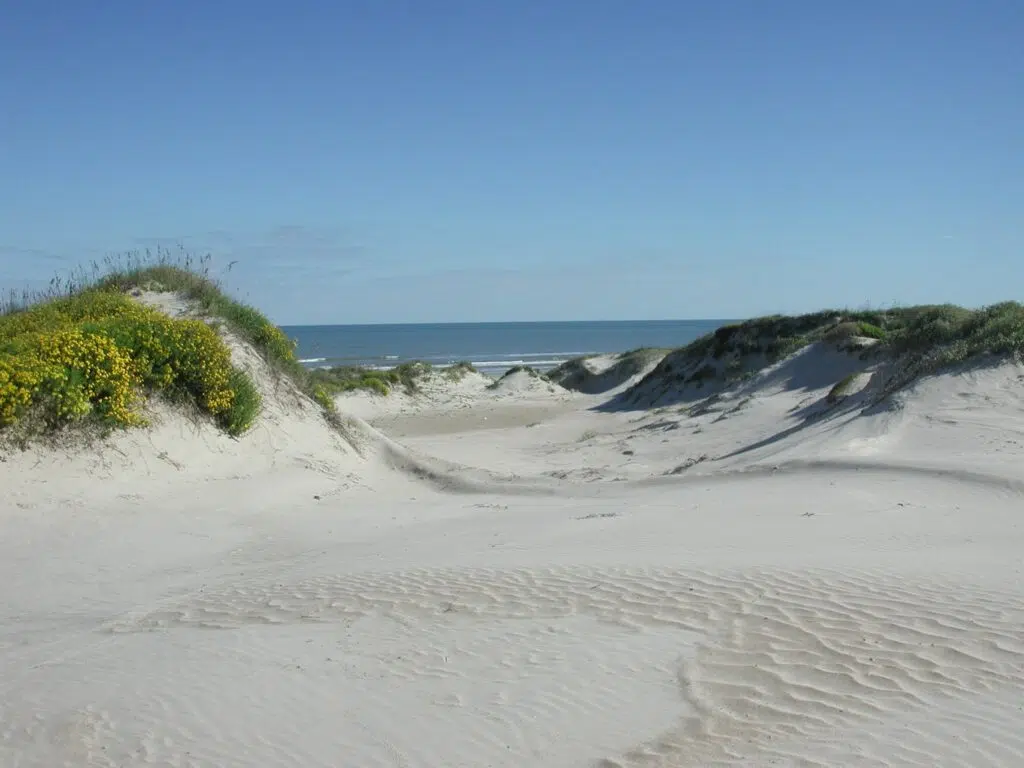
[0,290,260,436]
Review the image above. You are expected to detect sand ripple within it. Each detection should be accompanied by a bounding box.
[36,566,1015,766]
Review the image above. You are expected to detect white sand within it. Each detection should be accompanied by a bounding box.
[3,312,1024,767]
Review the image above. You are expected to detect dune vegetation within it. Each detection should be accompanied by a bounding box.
[484,364,548,390]
[627,302,1024,399]
[6,248,1022,445]
[695,303,1023,368]
[0,251,338,442]
[309,360,479,397]
[547,347,669,393]
[310,361,429,396]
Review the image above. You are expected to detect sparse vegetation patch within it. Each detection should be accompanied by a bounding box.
[857,322,886,340]
[486,365,548,390]
[504,365,544,378]
[827,373,859,404]
[547,347,668,393]
[310,361,434,397]
[444,361,478,381]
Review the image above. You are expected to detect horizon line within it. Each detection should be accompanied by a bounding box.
[279,317,736,328]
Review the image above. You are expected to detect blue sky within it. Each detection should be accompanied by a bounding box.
[1,1,1021,324]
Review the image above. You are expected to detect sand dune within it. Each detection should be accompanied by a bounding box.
[547,348,668,395]
[3,304,1024,767]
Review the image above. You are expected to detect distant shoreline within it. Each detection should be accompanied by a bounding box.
[286,318,729,378]
[281,318,736,330]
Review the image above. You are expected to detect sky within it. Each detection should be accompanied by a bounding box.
[1,1,1021,325]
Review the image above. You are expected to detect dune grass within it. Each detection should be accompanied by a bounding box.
[680,303,1024,369]
[310,360,477,397]
[485,364,547,390]
[443,360,479,381]
[632,302,1024,398]
[92,252,302,376]
[548,347,669,393]
[681,310,880,365]
[503,364,545,378]
[0,250,337,441]
[549,347,667,383]
[827,373,860,404]
[878,302,1024,392]
[309,361,438,397]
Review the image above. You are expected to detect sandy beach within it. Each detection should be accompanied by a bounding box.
[2,311,1024,768]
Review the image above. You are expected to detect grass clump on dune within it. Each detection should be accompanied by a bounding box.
[823,320,886,344]
[669,303,1020,372]
[310,367,395,397]
[485,365,547,390]
[549,347,666,382]
[310,361,435,397]
[880,302,1024,390]
[628,301,1024,403]
[682,311,871,364]
[92,252,301,376]
[503,364,545,378]
[826,373,860,404]
[444,360,478,381]
[548,347,668,393]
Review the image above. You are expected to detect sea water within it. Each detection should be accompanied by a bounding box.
[284,319,728,377]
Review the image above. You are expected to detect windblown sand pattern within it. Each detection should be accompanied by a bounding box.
[30,566,1009,766]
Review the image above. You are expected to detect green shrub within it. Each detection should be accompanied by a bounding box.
[391,361,431,392]
[888,301,1024,370]
[95,259,300,376]
[827,373,858,404]
[222,369,262,436]
[444,361,478,381]
[887,305,975,354]
[0,328,142,428]
[308,362,433,397]
[687,363,717,383]
[486,365,547,390]
[311,384,336,411]
[9,249,367,432]
[857,322,886,340]
[504,365,542,378]
[823,321,861,343]
[0,290,260,436]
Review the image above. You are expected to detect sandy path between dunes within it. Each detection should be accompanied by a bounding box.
[3,358,1024,767]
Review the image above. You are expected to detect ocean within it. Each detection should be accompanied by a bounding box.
[283,319,729,377]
